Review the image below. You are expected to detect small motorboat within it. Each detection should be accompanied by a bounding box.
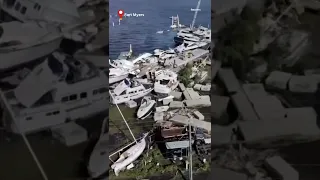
[137,96,156,119]
[156,30,164,34]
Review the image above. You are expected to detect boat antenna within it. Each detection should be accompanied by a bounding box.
[109,90,138,143]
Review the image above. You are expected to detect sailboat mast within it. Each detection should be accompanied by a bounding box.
[191,0,201,30]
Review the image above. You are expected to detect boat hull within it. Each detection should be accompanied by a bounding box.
[154,83,179,94]
[137,101,156,119]
[109,74,128,84]
[111,137,147,176]
[0,38,62,71]
[88,134,110,178]
[111,88,153,104]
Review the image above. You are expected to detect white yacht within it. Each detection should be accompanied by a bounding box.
[174,26,211,46]
[109,59,135,70]
[193,26,210,36]
[110,79,153,104]
[175,40,208,53]
[153,49,177,61]
[154,70,179,94]
[137,96,156,119]
[131,52,153,64]
[0,21,62,71]
[109,68,129,84]
[174,28,199,45]
[0,0,81,24]
[0,52,108,134]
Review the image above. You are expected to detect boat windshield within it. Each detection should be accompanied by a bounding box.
[159,79,170,85]
[124,79,131,86]
[140,98,147,107]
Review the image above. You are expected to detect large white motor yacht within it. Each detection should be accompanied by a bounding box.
[110,79,153,104]
[0,52,108,134]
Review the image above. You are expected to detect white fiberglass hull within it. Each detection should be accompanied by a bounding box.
[0,38,62,71]
[111,88,153,104]
[137,100,156,119]
[88,134,109,178]
[111,137,147,176]
[109,74,128,84]
[154,82,179,94]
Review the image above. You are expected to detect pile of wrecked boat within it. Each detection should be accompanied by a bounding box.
[99,29,212,177]
[0,0,213,178]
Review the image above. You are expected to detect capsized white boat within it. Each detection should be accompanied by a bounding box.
[109,59,135,70]
[111,133,148,176]
[0,21,62,71]
[109,68,129,84]
[137,96,156,119]
[175,40,208,53]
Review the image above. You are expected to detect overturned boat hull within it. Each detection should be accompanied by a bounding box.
[109,73,128,84]
[0,38,62,71]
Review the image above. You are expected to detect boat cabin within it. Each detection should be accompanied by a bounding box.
[1,0,80,24]
[0,53,108,134]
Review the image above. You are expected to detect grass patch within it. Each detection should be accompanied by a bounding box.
[109,148,178,180]
[109,105,136,121]
[109,148,211,180]
[109,105,154,141]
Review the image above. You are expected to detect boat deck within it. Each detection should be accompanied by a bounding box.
[164,49,209,72]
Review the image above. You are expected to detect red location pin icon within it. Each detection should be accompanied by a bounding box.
[118,9,124,20]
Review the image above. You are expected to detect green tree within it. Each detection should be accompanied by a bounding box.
[178,63,193,86]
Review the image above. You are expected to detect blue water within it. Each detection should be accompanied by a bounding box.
[109,0,211,59]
